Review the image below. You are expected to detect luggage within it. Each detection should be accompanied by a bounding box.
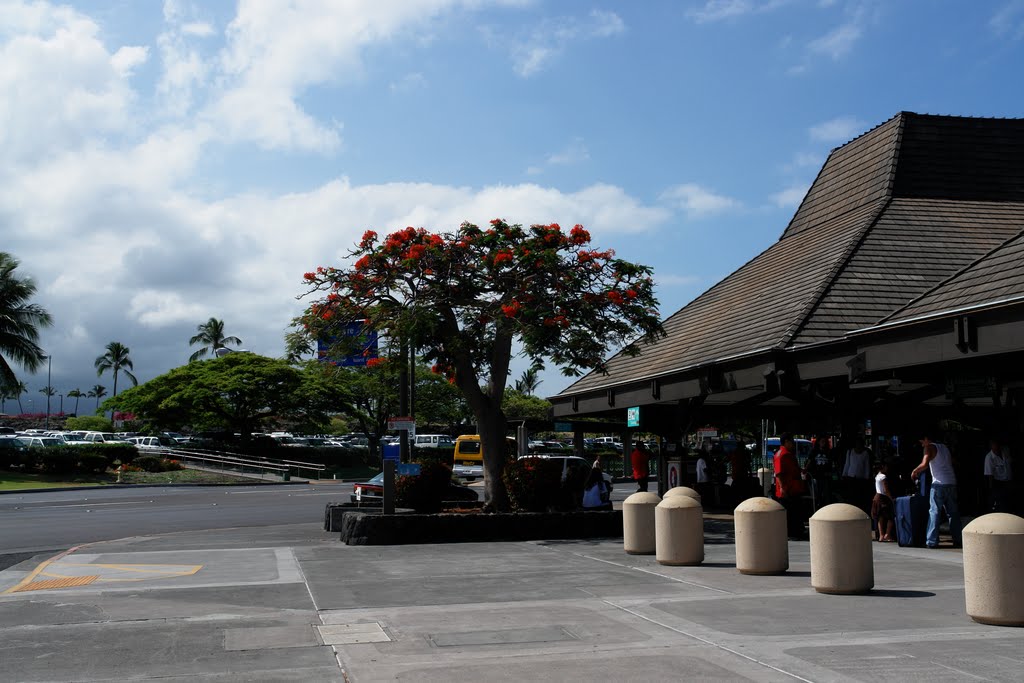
[895,473,930,548]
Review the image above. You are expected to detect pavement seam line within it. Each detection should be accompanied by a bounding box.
[1,543,88,595]
[602,600,815,683]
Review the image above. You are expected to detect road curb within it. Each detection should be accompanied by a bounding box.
[0,481,311,495]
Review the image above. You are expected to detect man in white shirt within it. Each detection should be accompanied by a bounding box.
[912,433,962,548]
[842,437,872,513]
[983,438,1013,512]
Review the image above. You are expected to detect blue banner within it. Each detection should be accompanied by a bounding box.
[317,320,378,366]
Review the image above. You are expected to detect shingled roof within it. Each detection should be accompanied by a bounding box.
[558,112,1024,397]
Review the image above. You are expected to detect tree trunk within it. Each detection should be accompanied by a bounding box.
[478,406,510,511]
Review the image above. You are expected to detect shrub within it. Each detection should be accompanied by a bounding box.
[163,459,184,471]
[77,451,109,474]
[395,461,455,513]
[39,447,78,475]
[65,415,114,432]
[503,457,566,512]
[134,455,165,472]
[94,442,139,465]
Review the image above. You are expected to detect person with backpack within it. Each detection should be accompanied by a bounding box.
[582,461,613,511]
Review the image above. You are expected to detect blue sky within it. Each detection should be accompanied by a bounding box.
[2,0,1023,413]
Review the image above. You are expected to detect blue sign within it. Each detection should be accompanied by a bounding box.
[383,443,400,462]
[397,463,422,476]
[627,406,640,428]
[318,320,378,366]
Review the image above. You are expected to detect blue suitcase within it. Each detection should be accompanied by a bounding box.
[895,474,929,547]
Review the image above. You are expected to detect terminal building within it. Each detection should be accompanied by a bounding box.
[550,112,1024,514]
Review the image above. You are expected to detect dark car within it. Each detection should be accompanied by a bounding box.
[351,471,479,505]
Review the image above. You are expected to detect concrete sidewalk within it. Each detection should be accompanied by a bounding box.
[1,520,1019,682]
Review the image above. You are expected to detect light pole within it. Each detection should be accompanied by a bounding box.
[45,355,52,429]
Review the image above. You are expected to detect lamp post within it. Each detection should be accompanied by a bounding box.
[45,355,51,429]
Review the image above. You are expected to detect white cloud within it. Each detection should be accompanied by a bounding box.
[688,0,754,23]
[807,20,862,59]
[389,72,428,93]
[809,115,864,143]
[505,9,625,77]
[687,0,792,24]
[111,46,149,75]
[181,22,215,37]
[991,1,1024,39]
[660,183,740,218]
[770,184,809,208]
[527,137,590,174]
[129,290,209,327]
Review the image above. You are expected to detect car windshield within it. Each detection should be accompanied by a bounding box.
[367,472,385,484]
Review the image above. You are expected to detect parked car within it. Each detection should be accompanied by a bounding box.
[350,471,478,504]
[517,454,612,486]
[81,432,121,444]
[17,436,63,448]
[413,434,455,448]
[126,436,175,450]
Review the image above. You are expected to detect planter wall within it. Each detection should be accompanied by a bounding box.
[337,508,623,545]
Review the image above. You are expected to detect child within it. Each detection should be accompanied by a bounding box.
[871,461,896,542]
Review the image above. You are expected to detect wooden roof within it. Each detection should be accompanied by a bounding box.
[557,112,1024,397]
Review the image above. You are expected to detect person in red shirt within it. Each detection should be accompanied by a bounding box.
[774,433,807,539]
[631,442,649,492]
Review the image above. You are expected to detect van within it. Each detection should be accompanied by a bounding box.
[414,434,454,448]
[452,435,516,480]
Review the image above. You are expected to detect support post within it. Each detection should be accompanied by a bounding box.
[383,459,396,515]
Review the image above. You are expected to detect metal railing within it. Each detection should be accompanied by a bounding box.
[153,447,308,480]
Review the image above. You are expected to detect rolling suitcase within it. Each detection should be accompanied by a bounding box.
[895,473,929,547]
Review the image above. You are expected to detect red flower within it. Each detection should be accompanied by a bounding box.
[570,224,590,245]
[625,289,638,299]
[490,218,503,226]
[607,291,624,305]
[360,230,377,246]
[493,249,513,265]
[303,272,316,281]
[366,357,386,368]
[354,255,371,271]
[501,300,521,318]
[405,244,426,260]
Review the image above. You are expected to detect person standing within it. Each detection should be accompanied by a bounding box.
[695,449,710,502]
[631,442,649,492]
[871,461,896,542]
[983,438,1013,512]
[774,433,807,539]
[842,437,872,513]
[912,434,962,549]
[805,436,834,510]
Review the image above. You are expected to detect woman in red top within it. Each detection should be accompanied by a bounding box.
[631,442,649,492]
[774,433,807,539]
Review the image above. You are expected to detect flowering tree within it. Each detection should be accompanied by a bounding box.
[299,219,663,510]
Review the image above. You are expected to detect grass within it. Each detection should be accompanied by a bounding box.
[0,467,272,491]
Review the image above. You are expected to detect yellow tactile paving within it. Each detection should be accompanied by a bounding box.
[13,575,99,592]
[40,563,203,583]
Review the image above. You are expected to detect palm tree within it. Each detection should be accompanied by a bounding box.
[94,341,137,397]
[88,385,107,411]
[67,388,83,415]
[0,384,10,414]
[39,385,55,397]
[0,252,53,389]
[13,380,27,414]
[514,367,543,395]
[189,318,242,362]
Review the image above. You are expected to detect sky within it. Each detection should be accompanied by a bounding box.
[2,0,1024,415]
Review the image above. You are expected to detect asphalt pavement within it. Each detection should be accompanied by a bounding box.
[2,491,1019,682]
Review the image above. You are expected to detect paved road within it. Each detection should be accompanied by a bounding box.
[0,483,356,561]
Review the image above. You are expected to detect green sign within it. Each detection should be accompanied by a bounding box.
[553,422,572,432]
[627,406,640,428]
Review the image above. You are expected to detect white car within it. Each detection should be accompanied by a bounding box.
[127,436,169,450]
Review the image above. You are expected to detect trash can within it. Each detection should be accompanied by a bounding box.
[963,513,1024,625]
[734,497,788,575]
[809,503,873,594]
[623,492,661,555]
[655,495,703,566]
[282,470,291,482]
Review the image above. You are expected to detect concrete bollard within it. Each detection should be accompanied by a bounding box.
[963,513,1024,626]
[734,497,789,575]
[663,486,702,503]
[809,503,873,594]
[757,467,773,497]
[655,495,704,566]
[623,492,661,555]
